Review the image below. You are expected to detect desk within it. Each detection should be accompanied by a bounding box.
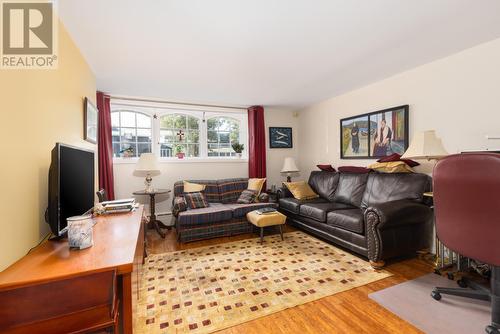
[0,206,146,334]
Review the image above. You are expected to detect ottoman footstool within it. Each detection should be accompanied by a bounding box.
[246,210,287,243]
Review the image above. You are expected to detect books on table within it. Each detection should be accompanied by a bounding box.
[254,207,277,215]
[102,198,136,214]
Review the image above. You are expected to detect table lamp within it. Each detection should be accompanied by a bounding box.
[401,130,448,160]
[281,157,299,182]
[134,153,161,193]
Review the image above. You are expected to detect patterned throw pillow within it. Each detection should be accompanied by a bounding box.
[172,196,187,217]
[237,189,257,204]
[184,192,209,209]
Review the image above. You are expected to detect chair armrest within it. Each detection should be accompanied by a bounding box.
[276,186,292,200]
[364,200,432,230]
[172,196,187,217]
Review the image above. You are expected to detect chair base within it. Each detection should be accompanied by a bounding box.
[432,266,500,334]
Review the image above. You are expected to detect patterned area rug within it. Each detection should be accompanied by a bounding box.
[135,231,391,334]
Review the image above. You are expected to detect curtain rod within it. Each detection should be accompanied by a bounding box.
[107,94,249,111]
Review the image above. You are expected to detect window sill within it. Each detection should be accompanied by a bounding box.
[113,157,249,164]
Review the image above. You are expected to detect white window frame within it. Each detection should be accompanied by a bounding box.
[110,101,248,163]
[111,108,153,159]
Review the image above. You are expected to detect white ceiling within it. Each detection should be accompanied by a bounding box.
[59,0,500,109]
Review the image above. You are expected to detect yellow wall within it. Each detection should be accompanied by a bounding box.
[0,23,96,271]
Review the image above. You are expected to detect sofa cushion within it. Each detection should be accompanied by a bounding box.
[308,171,339,201]
[299,202,355,222]
[218,178,249,203]
[284,181,319,200]
[333,173,369,207]
[177,203,233,227]
[361,173,431,210]
[227,202,278,218]
[184,192,209,209]
[327,209,364,234]
[237,189,257,204]
[279,197,327,214]
[174,180,220,203]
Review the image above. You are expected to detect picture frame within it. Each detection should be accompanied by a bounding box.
[269,127,293,148]
[84,97,98,144]
[340,105,409,159]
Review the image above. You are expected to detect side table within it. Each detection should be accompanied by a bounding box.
[133,189,171,238]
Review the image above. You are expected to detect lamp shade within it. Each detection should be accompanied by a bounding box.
[135,153,161,175]
[401,130,448,160]
[281,157,299,173]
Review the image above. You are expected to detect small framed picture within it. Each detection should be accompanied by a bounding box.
[84,97,98,144]
[269,127,293,148]
[340,115,370,159]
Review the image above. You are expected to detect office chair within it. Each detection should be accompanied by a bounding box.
[431,153,500,334]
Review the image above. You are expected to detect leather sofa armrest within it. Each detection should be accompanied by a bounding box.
[365,200,432,265]
[276,186,292,200]
[364,200,432,230]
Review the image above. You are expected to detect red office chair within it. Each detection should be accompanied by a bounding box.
[432,153,500,334]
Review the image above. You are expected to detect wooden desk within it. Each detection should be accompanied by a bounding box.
[0,206,145,334]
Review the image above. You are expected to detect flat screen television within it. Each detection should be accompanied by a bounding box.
[46,143,95,238]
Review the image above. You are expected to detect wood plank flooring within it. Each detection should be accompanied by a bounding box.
[146,224,432,334]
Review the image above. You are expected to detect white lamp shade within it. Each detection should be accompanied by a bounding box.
[135,153,161,175]
[281,157,299,173]
[401,130,448,160]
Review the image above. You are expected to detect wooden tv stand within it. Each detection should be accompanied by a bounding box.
[0,206,146,334]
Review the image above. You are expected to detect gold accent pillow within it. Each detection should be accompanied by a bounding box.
[368,161,415,173]
[283,181,319,200]
[183,181,206,193]
[248,178,266,195]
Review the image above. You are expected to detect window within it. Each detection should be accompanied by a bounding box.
[111,110,152,158]
[110,102,247,161]
[207,117,240,157]
[159,114,200,157]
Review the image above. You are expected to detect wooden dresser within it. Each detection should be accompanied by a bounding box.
[0,206,146,334]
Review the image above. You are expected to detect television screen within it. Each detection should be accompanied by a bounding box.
[48,143,95,237]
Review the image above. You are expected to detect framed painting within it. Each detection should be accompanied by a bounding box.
[269,127,293,148]
[340,115,370,159]
[369,105,409,158]
[340,105,409,159]
[84,97,98,144]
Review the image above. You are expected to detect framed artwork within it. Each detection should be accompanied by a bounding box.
[340,115,370,159]
[269,127,293,148]
[84,97,98,144]
[340,105,409,159]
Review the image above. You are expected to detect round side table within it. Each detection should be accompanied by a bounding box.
[133,189,171,238]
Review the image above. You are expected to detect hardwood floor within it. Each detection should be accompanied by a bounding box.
[146,223,432,334]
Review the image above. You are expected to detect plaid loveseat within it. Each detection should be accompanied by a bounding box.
[172,178,278,242]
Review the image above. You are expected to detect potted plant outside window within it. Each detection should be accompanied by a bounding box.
[120,146,135,158]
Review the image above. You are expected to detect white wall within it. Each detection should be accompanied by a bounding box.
[113,107,299,215]
[298,37,500,177]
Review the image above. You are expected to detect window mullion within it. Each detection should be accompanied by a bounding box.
[200,118,208,158]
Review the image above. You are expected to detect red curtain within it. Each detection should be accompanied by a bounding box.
[248,106,266,182]
[96,91,115,200]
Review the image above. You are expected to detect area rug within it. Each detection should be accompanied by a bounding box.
[134,231,391,334]
[369,273,490,334]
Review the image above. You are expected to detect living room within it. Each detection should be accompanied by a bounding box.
[1,1,500,333]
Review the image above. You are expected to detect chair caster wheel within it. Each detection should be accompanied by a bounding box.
[486,325,500,334]
[431,291,442,301]
[457,279,467,288]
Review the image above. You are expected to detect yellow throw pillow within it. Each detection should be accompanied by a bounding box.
[368,161,414,173]
[183,181,206,193]
[248,178,266,195]
[284,181,319,200]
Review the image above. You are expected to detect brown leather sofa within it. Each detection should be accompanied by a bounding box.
[278,171,432,268]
